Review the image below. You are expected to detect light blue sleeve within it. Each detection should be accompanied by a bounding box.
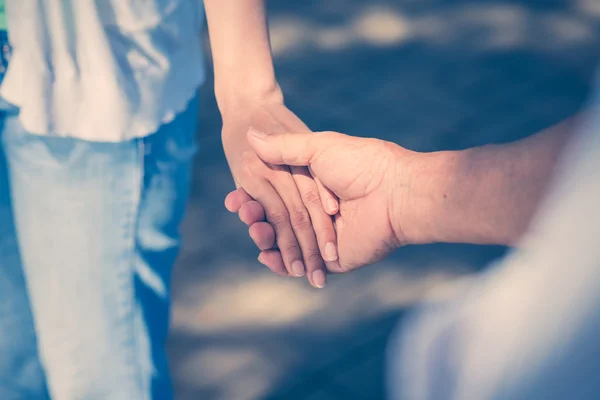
[388,79,600,400]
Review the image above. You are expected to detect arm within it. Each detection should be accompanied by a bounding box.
[394,118,576,246]
[204,0,340,288]
[203,0,280,114]
[242,116,580,272]
[389,109,600,399]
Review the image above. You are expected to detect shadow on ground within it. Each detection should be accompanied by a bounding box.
[167,1,600,399]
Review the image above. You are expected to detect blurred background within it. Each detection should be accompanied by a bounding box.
[167,0,600,399]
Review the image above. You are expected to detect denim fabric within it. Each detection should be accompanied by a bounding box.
[0,91,199,399]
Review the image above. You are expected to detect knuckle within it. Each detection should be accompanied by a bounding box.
[240,154,263,177]
[305,250,324,266]
[240,162,256,179]
[301,190,322,209]
[267,211,289,230]
[280,240,299,254]
[289,209,311,230]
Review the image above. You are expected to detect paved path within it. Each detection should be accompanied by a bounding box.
[168,1,600,399]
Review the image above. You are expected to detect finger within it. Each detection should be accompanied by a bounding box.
[258,249,288,277]
[269,167,326,288]
[225,187,253,212]
[250,179,305,279]
[240,202,278,252]
[314,174,339,215]
[291,166,341,276]
[228,190,277,253]
[291,166,338,260]
[239,201,266,225]
[326,213,346,274]
[248,127,336,167]
[249,222,276,251]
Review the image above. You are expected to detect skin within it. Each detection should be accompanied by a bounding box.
[205,0,340,288]
[226,117,576,274]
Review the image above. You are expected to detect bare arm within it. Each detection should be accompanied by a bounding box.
[241,110,583,272]
[390,108,600,400]
[203,0,280,115]
[395,118,576,246]
[203,0,341,287]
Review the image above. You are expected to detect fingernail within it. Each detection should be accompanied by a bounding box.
[325,242,338,262]
[248,127,267,139]
[327,199,338,214]
[291,260,305,277]
[312,270,326,288]
[258,254,265,265]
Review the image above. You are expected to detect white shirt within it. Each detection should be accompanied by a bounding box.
[0,0,205,142]
[389,79,600,399]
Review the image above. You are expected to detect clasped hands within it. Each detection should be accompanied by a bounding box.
[223,104,412,288]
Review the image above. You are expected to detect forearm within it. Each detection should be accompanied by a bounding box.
[398,118,576,246]
[204,0,281,117]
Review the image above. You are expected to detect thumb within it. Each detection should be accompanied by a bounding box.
[247,127,334,167]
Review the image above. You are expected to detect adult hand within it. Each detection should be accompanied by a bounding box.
[221,92,340,288]
[227,116,577,275]
[230,128,419,273]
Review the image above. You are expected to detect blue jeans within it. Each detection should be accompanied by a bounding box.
[0,94,199,399]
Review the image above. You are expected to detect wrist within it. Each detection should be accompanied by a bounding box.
[389,148,470,246]
[215,77,283,120]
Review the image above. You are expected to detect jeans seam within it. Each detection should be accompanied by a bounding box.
[129,137,148,400]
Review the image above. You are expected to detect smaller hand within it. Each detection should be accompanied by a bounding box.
[226,186,336,271]
[222,97,341,288]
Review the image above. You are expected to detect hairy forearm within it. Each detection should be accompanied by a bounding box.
[397,118,576,246]
[204,0,281,116]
